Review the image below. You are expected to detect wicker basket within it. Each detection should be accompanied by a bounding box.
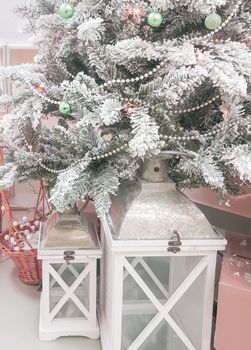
[0,167,51,284]
[0,228,42,284]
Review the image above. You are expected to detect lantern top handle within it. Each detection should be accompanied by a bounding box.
[153,150,195,160]
[139,150,195,183]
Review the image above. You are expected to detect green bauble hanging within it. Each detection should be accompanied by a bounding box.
[59,2,75,19]
[204,13,222,30]
[147,12,163,28]
[59,102,72,114]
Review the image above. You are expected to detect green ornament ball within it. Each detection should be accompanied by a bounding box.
[59,102,72,114]
[59,3,75,19]
[204,13,222,30]
[147,12,163,28]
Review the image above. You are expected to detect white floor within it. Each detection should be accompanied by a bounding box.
[0,257,102,350]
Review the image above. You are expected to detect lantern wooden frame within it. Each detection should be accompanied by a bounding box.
[38,219,101,341]
[99,218,226,350]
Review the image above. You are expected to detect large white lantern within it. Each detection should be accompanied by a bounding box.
[38,209,101,341]
[99,152,226,350]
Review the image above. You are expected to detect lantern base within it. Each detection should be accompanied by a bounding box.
[39,296,100,341]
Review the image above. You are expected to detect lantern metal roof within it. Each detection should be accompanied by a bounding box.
[107,152,219,241]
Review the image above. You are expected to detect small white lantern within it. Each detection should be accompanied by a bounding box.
[38,209,101,341]
[99,152,227,350]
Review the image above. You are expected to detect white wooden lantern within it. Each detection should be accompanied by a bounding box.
[99,153,227,350]
[38,210,101,341]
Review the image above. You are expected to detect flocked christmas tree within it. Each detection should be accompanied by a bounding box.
[0,0,250,216]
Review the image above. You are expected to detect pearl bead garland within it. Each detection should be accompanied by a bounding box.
[160,118,250,143]
[48,0,243,92]
[159,128,219,142]
[16,0,245,175]
[36,143,128,174]
[171,95,221,115]
[18,122,129,174]
[18,116,251,175]
[26,81,60,105]
[100,61,165,89]
[121,94,221,116]
[102,0,243,89]
[42,55,165,102]
[26,80,82,106]
[26,71,221,118]
[25,0,243,108]
[23,0,243,110]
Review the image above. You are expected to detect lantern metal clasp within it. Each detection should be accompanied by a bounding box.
[167,230,182,254]
[64,250,75,264]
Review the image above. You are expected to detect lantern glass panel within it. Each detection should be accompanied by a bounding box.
[124,256,203,302]
[130,256,170,302]
[169,256,204,292]
[49,283,65,313]
[48,262,90,320]
[138,319,187,350]
[121,255,206,349]
[170,269,206,349]
[122,266,158,350]
[54,300,87,319]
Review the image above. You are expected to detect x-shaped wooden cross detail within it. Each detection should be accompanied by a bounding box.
[123,256,208,350]
[49,263,90,321]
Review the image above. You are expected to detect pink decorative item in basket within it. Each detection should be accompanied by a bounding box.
[0,215,42,283]
[0,149,52,284]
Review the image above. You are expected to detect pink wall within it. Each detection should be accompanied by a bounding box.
[10,48,37,65]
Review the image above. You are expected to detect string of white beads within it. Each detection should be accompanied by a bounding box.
[22,0,243,112]
[47,0,243,92]
[18,116,250,174]
[172,95,221,115]
[26,74,221,116]
[26,80,82,106]
[159,128,219,142]
[35,144,128,174]
[160,118,250,142]
[25,81,61,106]
[25,0,243,108]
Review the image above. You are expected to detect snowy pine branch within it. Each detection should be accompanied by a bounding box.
[129,107,160,157]
[99,98,122,125]
[0,164,17,189]
[0,0,250,215]
[222,145,251,182]
[78,17,105,43]
[92,166,120,217]
[50,161,91,213]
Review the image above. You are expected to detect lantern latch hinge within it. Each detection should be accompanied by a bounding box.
[64,251,75,264]
[167,230,182,254]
